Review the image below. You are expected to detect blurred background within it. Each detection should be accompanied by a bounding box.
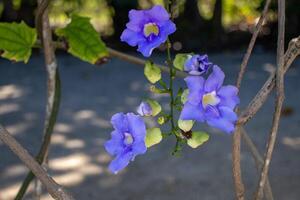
[0,0,300,199]
[0,0,300,51]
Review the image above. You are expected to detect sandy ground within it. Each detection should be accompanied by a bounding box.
[0,52,299,200]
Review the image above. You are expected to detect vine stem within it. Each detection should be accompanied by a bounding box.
[0,124,74,200]
[254,0,285,199]
[15,0,60,199]
[232,0,272,199]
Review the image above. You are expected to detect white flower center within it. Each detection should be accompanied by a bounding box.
[124,132,134,145]
[143,23,159,37]
[202,91,220,108]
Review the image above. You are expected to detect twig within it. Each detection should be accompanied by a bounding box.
[236,0,272,89]
[15,0,60,199]
[254,0,285,199]
[35,40,186,78]
[232,0,271,199]
[241,128,273,200]
[238,35,300,124]
[15,72,61,200]
[232,126,245,200]
[0,124,75,200]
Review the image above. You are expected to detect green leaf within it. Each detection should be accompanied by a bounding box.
[173,53,190,71]
[144,61,161,84]
[0,21,37,63]
[187,131,209,148]
[145,127,162,148]
[181,89,189,104]
[146,99,162,116]
[55,15,108,64]
[178,120,194,132]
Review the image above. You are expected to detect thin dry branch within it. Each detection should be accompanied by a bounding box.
[238,35,300,124]
[15,0,60,199]
[0,124,74,200]
[232,0,272,199]
[254,0,285,199]
[241,128,273,200]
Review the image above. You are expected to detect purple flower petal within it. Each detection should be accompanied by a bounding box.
[205,106,237,133]
[180,102,205,122]
[127,113,146,143]
[145,5,170,22]
[104,130,124,156]
[218,85,240,109]
[204,65,225,92]
[206,117,235,134]
[219,106,238,122]
[184,76,205,105]
[111,113,128,132]
[132,141,147,155]
[120,29,145,46]
[108,151,133,174]
[127,10,147,31]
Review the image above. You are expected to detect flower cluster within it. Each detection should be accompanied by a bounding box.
[104,4,240,174]
[180,65,239,133]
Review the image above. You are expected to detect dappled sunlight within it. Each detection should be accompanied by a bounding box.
[53,171,85,187]
[90,117,111,129]
[64,139,85,149]
[0,182,34,200]
[2,165,27,179]
[51,134,66,145]
[74,110,96,121]
[50,153,90,171]
[0,103,20,115]
[282,137,300,150]
[54,123,73,133]
[0,84,23,100]
[5,122,31,136]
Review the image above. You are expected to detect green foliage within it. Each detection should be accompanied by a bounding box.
[55,15,108,64]
[178,120,194,132]
[0,22,37,63]
[144,61,162,84]
[187,131,209,148]
[146,99,162,117]
[145,127,163,148]
[173,53,189,71]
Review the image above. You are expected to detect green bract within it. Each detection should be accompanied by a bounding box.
[181,89,189,104]
[187,131,209,148]
[178,120,194,132]
[0,22,37,63]
[173,53,189,71]
[144,61,162,84]
[146,99,162,116]
[145,127,162,148]
[55,15,108,64]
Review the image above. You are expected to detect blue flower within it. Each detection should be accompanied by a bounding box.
[180,65,240,133]
[184,54,212,75]
[105,113,147,173]
[137,101,152,116]
[120,5,176,57]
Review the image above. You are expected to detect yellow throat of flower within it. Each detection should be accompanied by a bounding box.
[202,91,220,108]
[143,23,159,37]
[124,132,134,145]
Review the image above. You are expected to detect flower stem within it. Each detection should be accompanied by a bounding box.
[166,39,175,131]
